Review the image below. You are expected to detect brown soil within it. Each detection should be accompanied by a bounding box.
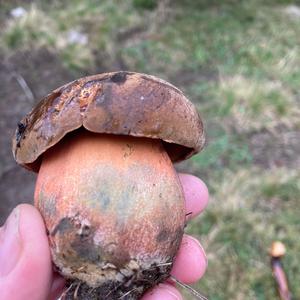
[0,48,76,224]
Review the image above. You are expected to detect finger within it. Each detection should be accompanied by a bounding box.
[0,204,52,300]
[48,273,65,300]
[142,283,183,300]
[171,235,207,284]
[178,173,209,220]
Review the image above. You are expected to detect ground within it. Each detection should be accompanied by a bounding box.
[0,0,299,299]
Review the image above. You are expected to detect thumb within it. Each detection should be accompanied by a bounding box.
[0,204,52,300]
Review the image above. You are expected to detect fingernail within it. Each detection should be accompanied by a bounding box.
[161,285,182,300]
[188,235,208,268]
[0,207,22,276]
[143,283,182,300]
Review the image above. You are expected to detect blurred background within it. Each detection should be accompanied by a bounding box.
[0,0,299,299]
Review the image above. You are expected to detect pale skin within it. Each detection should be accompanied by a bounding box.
[0,173,209,300]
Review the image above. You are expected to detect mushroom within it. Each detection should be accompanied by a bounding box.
[12,71,204,299]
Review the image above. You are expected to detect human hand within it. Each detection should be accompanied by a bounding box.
[0,173,208,300]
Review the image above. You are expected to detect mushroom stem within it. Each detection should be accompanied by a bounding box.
[34,130,185,299]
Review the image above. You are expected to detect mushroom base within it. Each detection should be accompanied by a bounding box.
[62,262,172,300]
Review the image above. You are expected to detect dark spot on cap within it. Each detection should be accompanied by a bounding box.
[110,72,128,84]
[16,121,27,147]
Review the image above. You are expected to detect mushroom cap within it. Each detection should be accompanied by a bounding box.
[12,71,204,172]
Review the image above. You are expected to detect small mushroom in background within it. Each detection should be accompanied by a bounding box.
[270,241,292,300]
[12,71,205,299]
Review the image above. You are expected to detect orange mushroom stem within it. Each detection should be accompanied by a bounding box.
[34,130,185,298]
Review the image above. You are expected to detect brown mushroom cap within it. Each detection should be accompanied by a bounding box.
[12,71,204,172]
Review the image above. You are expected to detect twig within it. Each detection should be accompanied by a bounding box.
[74,282,81,299]
[170,275,208,300]
[118,287,140,299]
[155,262,172,267]
[57,283,74,300]
[2,61,35,103]
[11,71,35,103]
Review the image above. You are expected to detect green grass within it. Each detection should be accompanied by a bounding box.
[1,0,299,299]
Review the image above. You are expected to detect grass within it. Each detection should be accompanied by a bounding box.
[1,0,299,299]
[187,168,300,299]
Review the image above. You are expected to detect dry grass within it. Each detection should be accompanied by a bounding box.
[187,167,300,299]
[219,75,300,132]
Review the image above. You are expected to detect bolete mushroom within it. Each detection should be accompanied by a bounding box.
[12,71,204,299]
